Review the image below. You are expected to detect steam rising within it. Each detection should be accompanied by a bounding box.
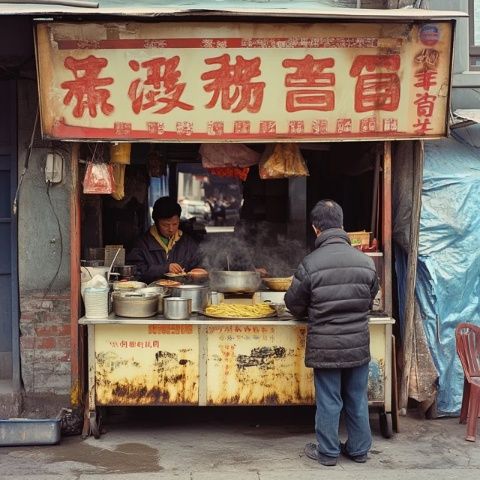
[199,222,308,276]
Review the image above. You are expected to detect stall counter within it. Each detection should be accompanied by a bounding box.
[79,314,394,438]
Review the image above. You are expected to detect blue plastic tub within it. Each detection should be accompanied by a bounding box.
[0,418,61,446]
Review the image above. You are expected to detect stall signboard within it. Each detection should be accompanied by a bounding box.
[36,21,453,142]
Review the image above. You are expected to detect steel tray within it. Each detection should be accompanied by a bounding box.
[0,418,61,446]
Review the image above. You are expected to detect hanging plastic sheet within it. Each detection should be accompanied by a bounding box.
[415,137,480,415]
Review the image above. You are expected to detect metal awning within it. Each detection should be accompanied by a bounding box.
[451,109,480,129]
[0,1,467,19]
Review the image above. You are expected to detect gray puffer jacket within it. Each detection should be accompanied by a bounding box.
[284,229,379,369]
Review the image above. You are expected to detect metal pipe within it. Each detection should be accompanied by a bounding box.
[0,0,99,8]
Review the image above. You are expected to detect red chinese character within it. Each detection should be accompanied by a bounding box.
[360,117,377,133]
[128,56,193,114]
[61,55,114,118]
[414,70,438,91]
[201,54,265,113]
[176,121,193,136]
[414,93,436,117]
[288,120,305,134]
[312,119,328,134]
[114,122,132,136]
[282,55,335,112]
[234,121,251,134]
[207,121,224,136]
[383,118,398,132]
[414,49,440,70]
[147,122,165,135]
[259,121,276,134]
[336,119,352,134]
[413,118,432,134]
[350,55,401,113]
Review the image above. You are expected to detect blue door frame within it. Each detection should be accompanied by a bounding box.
[0,80,20,388]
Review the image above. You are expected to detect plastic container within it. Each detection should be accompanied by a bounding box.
[84,287,109,319]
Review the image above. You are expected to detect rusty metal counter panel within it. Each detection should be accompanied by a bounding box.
[94,324,199,406]
[83,317,393,408]
[206,324,314,405]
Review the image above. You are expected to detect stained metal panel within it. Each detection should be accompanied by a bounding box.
[94,323,200,405]
[206,324,314,405]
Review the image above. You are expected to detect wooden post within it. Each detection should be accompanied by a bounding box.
[382,142,393,317]
[399,140,424,415]
[70,143,81,407]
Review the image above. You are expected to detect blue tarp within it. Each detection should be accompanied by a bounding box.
[414,136,480,415]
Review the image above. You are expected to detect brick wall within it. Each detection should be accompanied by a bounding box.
[19,290,72,394]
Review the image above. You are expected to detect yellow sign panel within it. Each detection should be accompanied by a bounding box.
[206,324,314,405]
[94,324,199,405]
[36,21,453,142]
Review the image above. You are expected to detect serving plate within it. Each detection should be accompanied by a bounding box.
[202,311,277,320]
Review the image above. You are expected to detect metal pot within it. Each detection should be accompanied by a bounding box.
[170,284,210,312]
[138,287,168,314]
[163,297,192,320]
[112,265,137,278]
[112,291,159,318]
[209,271,261,293]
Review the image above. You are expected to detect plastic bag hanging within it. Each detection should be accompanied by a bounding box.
[83,162,115,194]
[259,143,309,179]
[200,143,260,168]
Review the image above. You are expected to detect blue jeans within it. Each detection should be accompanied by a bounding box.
[313,363,371,458]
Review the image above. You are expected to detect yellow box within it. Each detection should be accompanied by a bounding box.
[347,231,372,247]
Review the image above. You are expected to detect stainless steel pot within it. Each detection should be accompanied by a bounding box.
[163,297,192,320]
[138,287,168,314]
[112,291,158,318]
[209,271,261,293]
[112,265,137,278]
[170,284,209,312]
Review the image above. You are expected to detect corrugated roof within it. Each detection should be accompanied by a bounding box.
[0,1,467,19]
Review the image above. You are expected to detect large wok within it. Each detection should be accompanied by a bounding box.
[209,271,261,293]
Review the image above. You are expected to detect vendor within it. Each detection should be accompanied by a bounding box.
[127,196,207,284]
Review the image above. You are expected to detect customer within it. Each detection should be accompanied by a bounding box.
[285,199,378,467]
[128,196,206,284]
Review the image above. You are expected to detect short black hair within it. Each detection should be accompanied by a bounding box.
[152,196,181,222]
[310,199,343,231]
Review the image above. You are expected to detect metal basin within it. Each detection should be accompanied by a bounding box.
[170,284,210,312]
[112,291,159,318]
[209,271,261,293]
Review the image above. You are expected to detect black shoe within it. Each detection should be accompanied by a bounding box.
[304,443,337,466]
[340,442,368,463]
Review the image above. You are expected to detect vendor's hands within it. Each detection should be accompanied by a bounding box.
[255,267,268,278]
[169,263,185,274]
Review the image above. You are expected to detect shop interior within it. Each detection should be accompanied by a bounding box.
[80,140,385,311]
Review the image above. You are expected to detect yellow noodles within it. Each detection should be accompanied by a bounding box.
[205,303,275,318]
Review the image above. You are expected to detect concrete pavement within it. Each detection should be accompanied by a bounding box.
[1,406,479,479]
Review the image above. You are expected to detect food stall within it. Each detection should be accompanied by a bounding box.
[34,17,454,439]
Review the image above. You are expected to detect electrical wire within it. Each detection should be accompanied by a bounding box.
[12,108,39,216]
[44,180,65,297]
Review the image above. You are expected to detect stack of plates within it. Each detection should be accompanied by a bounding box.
[84,287,109,319]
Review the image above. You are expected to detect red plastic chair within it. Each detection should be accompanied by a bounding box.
[455,322,480,442]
